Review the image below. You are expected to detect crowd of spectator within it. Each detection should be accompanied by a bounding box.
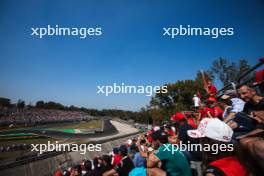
[53,71,264,176]
[0,143,31,153]
[0,107,91,127]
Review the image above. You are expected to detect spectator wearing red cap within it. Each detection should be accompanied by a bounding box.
[206,80,217,97]
[170,112,185,121]
[205,97,224,119]
[170,112,197,145]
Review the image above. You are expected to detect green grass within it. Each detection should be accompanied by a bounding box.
[0,120,102,132]
[47,120,102,130]
[0,120,102,160]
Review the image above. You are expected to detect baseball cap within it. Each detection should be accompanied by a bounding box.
[187,118,233,142]
[170,112,186,121]
[207,96,217,102]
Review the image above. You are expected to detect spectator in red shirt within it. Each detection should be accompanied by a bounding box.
[198,103,214,121]
[147,130,153,143]
[206,80,217,97]
[187,117,198,129]
[185,112,198,129]
[206,96,224,119]
[112,147,121,166]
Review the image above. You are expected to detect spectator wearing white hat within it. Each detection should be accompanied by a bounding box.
[187,118,248,176]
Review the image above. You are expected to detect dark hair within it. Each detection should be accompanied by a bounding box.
[93,157,99,169]
[74,164,82,174]
[119,145,128,156]
[165,124,171,129]
[101,155,112,165]
[200,137,235,166]
[220,99,232,106]
[179,118,187,123]
[152,130,168,144]
[84,160,92,171]
[113,147,119,154]
[140,139,146,145]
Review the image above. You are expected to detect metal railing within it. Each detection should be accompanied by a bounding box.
[216,58,264,96]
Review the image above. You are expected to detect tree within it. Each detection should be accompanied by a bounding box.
[45,101,64,110]
[210,58,251,86]
[36,101,45,108]
[27,102,34,109]
[149,80,199,119]
[135,107,152,124]
[149,108,166,123]
[17,99,25,108]
[0,97,11,107]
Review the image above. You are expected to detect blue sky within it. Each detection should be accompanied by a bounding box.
[0,0,263,111]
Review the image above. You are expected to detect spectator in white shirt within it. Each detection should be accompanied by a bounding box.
[192,94,201,109]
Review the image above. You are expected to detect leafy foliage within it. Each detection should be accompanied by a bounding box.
[209,58,251,86]
[0,97,11,107]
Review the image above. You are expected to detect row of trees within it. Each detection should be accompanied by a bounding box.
[0,58,253,124]
[146,58,252,122]
[0,98,26,108]
[0,98,129,116]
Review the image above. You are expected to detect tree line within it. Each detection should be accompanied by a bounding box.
[0,58,252,124]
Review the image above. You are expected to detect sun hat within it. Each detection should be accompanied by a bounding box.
[187,118,233,142]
